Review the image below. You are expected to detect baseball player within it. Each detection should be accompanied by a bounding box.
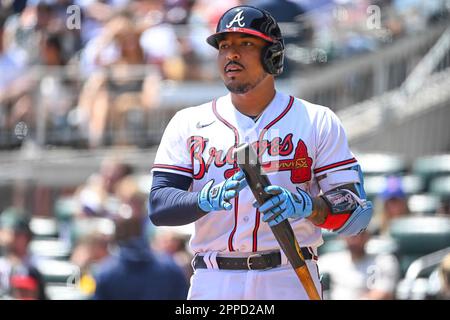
[149,5,373,300]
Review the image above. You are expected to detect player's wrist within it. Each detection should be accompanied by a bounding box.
[291,188,313,219]
[197,180,214,213]
[197,198,212,213]
[307,198,328,225]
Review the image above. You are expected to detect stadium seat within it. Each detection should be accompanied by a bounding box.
[70,217,115,245]
[402,175,426,194]
[413,154,450,177]
[363,174,425,199]
[35,259,80,285]
[365,236,398,255]
[45,284,87,300]
[29,239,72,261]
[363,175,387,199]
[318,230,346,255]
[356,153,407,176]
[412,155,450,190]
[29,217,59,240]
[408,194,441,215]
[54,197,79,222]
[388,216,450,277]
[429,176,450,197]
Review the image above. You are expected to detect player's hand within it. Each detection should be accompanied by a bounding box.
[198,171,248,212]
[255,186,313,227]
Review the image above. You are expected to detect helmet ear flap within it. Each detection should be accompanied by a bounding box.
[261,41,285,76]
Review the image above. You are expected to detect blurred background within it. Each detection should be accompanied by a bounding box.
[0,0,449,300]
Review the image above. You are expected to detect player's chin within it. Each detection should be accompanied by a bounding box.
[225,81,252,94]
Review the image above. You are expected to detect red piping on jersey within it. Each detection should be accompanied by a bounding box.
[252,96,295,251]
[228,196,239,252]
[212,99,240,152]
[313,158,357,174]
[259,96,295,140]
[152,164,193,174]
[252,209,261,252]
[212,99,240,252]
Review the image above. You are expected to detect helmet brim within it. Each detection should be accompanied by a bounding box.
[206,27,275,49]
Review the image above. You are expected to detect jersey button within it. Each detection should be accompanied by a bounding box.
[243,216,249,222]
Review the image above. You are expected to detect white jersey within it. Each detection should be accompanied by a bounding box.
[152,91,358,254]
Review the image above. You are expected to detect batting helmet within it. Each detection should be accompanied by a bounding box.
[206,6,285,76]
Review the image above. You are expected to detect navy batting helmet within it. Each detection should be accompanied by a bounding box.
[206,6,285,76]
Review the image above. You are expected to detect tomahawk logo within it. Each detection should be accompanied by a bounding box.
[226,9,245,28]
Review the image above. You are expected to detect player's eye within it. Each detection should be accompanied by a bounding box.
[219,43,230,50]
[241,41,253,46]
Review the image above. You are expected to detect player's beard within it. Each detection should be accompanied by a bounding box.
[225,72,268,94]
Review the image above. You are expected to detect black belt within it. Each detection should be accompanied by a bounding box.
[192,248,313,271]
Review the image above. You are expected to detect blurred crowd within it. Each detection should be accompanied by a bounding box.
[0,153,448,300]
[0,156,192,299]
[0,0,448,148]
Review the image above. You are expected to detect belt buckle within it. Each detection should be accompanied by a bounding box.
[246,253,262,270]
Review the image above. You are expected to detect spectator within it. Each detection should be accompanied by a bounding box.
[152,229,193,282]
[7,32,75,137]
[319,229,400,300]
[0,12,30,137]
[74,0,121,46]
[9,270,42,300]
[76,12,160,147]
[74,157,134,218]
[378,176,410,236]
[0,212,47,299]
[3,2,58,65]
[139,11,186,80]
[70,231,111,296]
[92,188,188,300]
[184,0,242,80]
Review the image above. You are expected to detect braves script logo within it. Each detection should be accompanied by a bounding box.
[188,134,313,183]
[226,9,245,28]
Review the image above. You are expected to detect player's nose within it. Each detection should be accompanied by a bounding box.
[226,47,241,62]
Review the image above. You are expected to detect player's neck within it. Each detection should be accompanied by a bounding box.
[230,79,276,117]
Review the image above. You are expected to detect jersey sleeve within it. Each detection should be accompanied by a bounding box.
[313,107,358,178]
[151,111,193,178]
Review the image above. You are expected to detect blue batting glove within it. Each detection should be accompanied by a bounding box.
[198,170,248,212]
[256,186,313,227]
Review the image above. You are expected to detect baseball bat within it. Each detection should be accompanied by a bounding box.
[234,143,321,300]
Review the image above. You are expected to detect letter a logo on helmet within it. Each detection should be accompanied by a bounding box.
[226,9,245,28]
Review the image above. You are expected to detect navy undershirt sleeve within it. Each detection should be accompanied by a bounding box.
[148,171,207,226]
